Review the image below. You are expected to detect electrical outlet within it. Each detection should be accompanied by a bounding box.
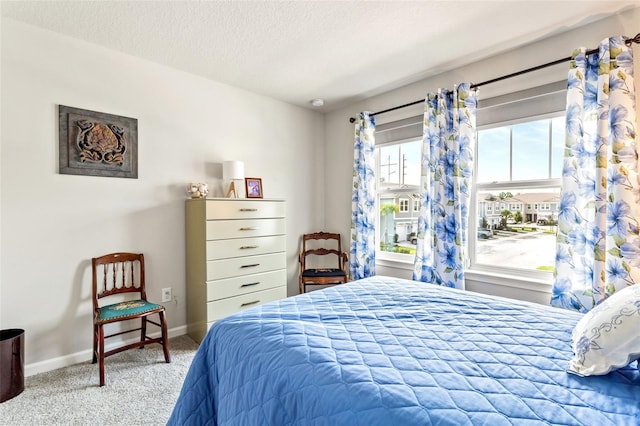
[162,287,172,303]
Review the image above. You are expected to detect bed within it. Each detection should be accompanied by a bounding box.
[168,276,640,425]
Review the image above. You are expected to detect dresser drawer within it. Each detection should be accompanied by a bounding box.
[206,286,286,322]
[206,218,285,240]
[206,200,285,220]
[207,252,285,280]
[206,235,285,260]
[206,269,286,300]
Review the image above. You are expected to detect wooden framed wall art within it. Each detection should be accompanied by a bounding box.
[59,105,138,178]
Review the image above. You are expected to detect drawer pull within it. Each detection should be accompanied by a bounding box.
[240,245,259,249]
[239,227,258,231]
[241,282,260,287]
[240,208,258,212]
[241,263,260,268]
[241,300,260,307]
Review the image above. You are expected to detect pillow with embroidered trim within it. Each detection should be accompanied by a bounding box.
[568,283,640,376]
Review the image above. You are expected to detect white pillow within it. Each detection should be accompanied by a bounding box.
[568,283,640,376]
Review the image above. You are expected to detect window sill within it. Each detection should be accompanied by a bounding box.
[375,255,553,294]
[465,268,552,293]
[376,252,414,267]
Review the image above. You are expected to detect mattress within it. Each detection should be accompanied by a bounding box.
[168,276,640,425]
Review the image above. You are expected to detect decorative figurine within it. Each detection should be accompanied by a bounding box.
[186,182,208,198]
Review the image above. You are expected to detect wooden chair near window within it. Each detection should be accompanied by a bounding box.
[91,252,170,386]
[298,232,349,294]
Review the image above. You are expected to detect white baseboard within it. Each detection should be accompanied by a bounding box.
[24,325,188,377]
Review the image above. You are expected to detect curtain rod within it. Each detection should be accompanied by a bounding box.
[348,32,640,123]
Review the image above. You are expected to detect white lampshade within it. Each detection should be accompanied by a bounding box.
[223,161,245,180]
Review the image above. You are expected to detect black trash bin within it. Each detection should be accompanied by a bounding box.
[0,329,24,403]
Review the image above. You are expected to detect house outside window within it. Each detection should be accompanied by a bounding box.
[399,199,409,212]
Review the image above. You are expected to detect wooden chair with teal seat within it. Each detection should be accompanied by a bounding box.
[298,232,349,293]
[91,252,170,386]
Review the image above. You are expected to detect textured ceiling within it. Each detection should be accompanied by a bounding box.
[1,1,638,112]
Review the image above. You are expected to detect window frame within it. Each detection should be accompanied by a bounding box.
[469,111,563,282]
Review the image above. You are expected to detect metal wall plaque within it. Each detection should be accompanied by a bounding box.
[59,105,138,178]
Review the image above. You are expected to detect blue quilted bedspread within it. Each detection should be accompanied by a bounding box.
[168,276,640,425]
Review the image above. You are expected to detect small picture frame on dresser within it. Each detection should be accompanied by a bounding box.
[245,178,263,198]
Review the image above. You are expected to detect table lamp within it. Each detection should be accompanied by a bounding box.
[223,160,245,198]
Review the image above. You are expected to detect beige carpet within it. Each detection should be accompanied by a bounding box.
[0,335,198,425]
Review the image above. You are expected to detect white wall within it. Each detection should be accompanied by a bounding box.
[324,7,640,304]
[0,18,325,374]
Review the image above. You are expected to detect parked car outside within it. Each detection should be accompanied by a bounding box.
[478,228,493,239]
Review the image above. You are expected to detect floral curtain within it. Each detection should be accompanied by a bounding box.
[350,112,376,280]
[552,36,638,312]
[412,84,477,289]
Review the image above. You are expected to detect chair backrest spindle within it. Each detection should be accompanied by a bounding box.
[102,264,108,294]
[129,260,134,289]
[113,262,118,290]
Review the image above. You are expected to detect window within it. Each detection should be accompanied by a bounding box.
[474,115,563,275]
[374,81,566,283]
[376,139,421,255]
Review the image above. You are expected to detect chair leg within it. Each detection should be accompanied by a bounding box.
[160,311,171,363]
[140,316,147,349]
[98,325,105,387]
[299,276,304,294]
[92,324,98,364]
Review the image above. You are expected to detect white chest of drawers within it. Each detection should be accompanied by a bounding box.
[186,198,287,343]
